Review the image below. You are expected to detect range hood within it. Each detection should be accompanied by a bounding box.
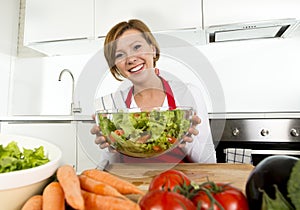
[21,28,205,57]
[205,18,300,43]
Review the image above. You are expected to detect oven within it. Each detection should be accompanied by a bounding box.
[210,118,300,166]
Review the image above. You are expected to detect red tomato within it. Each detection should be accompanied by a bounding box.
[114,129,124,136]
[139,190,196,210]
[133,113,140,118]
[192,183,249,210]
[167,136,177,144]
[109,129,124,143]
[152,145,162,152]
[148,169,191,192]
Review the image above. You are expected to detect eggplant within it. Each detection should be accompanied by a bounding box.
[245,155,299,210]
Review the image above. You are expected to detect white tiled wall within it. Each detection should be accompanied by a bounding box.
[199,36,300,113]
[9,35,300,115]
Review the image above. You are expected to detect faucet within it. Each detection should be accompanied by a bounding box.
[58,69,82,114]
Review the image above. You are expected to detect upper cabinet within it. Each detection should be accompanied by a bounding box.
[22,0,203,55]
[22,0,300,56]
[23,0,94,44]
[202,0,300,27]
[94,0,202,37]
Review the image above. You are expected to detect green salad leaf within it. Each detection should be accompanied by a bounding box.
[0,141,50,173]
[288,159,300,210]
[261,185,294,210]
[97,108,191,156]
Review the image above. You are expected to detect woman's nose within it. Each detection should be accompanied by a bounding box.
[126,55,137,64]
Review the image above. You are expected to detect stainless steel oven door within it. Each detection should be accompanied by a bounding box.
[251,150,300,165]
[251,150,300,155]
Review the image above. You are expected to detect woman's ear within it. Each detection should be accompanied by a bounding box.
[151,45,156,58]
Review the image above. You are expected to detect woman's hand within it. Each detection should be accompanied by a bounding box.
[90,114,116,152]
[179,114,201,148]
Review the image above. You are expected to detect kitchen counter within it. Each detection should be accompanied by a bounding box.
[209,112,300,119]
[0,115,94,123]
[2,111,300,122]
[107,163,254,194]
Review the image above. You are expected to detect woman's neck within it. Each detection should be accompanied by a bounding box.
[133,75,166,108]
[133,74,163,94]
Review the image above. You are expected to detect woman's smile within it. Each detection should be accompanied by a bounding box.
[128,63,144,73]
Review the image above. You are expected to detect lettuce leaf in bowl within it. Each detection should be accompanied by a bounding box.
[0,141,50,173]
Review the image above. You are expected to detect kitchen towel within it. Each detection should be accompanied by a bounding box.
[224,148,252,164]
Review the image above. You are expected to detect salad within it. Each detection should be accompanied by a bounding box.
[97,107,193,158]
[0,141,50,173]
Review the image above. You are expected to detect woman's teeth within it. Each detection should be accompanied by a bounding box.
[129,64,143,73]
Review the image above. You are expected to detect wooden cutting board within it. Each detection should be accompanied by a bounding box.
[106,163,254,193]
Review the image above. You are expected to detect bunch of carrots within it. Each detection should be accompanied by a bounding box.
[21,164,144,210]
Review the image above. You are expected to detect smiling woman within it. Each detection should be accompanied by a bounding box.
[88,19,217,166]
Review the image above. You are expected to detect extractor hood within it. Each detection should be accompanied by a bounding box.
[21,28,205,57]
[205,18,300,43]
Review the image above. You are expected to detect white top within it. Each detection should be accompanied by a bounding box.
[95,79,216,163]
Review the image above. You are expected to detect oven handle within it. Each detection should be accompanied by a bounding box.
[251,150,300,155]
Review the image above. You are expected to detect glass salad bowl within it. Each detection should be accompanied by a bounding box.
[95,106,194,158]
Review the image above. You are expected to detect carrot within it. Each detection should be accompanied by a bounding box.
[82,169,144,195]
[21,195,43,210]
[56,165,84,210]
[81,190,141,210]
[79,174,128,199]
[42,182,65,210]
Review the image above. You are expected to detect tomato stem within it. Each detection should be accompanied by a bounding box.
[200,187,225,210]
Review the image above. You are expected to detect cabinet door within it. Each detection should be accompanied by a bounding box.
[24,0,94,44]
[95,0,202,37]
[0,122,77,167]
[76,121,103,173]
[203,0,300,27]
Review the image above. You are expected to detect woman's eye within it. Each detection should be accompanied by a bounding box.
[133,44,142,50]
[115,53,123,59]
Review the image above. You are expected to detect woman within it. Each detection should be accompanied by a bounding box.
[91,19,216,163]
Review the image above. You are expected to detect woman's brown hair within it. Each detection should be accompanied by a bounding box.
[104,19,160,81]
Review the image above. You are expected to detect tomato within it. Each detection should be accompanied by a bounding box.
[139,190,196,210]
[152,145,162,152]
[109,129,124,143]
[192,183,249,210]
[148,169,191,192]
[167,136,177,144]
[133,113,140,118]
[114,129,124,136]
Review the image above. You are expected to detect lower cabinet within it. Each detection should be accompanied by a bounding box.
[0,122,77,168]
[76,121,105,173]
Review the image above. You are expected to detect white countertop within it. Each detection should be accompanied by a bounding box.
[0,115,94,122]
[209,112,300,119]
[1,112,300,123]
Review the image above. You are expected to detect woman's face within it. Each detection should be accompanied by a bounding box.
[114,29,156,79]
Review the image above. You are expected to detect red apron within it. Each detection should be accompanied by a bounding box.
[119,75,190,163]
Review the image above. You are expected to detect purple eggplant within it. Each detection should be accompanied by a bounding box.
[245,155,299,210]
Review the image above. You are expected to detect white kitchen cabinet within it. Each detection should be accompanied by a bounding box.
[202,0,300,27]
[0,122,77,167]
[23,0,94,44]
[95,0,202,37]
[23,0,203,55]
[76,121,101,172]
